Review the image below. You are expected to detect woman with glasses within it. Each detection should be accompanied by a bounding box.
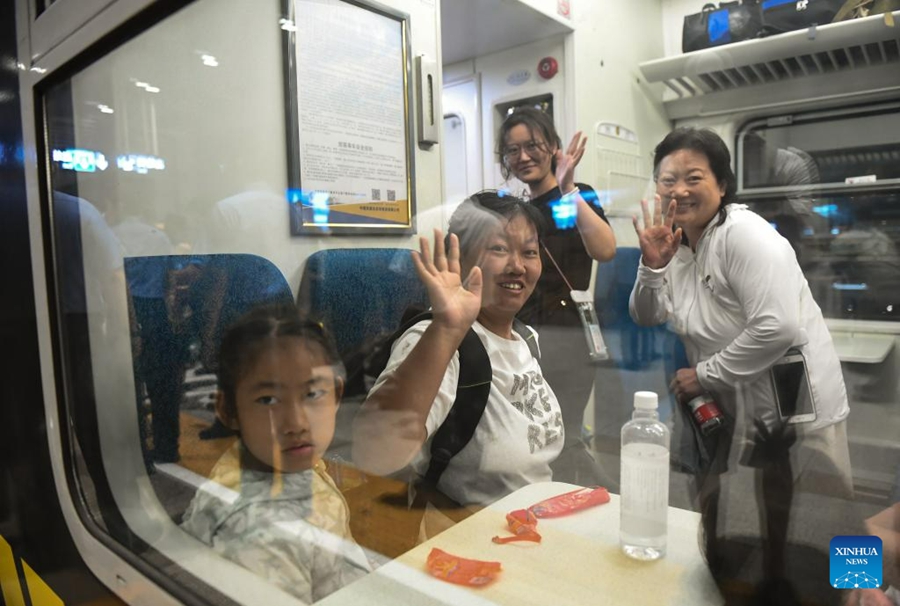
[497,108,616,482]
[631,127,861,605]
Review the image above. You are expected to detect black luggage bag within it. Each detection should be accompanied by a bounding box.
[760,0,847,35]
[683,1,764,53]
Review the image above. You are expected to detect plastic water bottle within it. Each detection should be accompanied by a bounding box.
[620,391,670,560]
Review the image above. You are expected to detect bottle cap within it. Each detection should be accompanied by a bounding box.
[634,391,658,410]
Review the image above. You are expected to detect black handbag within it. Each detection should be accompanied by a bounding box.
[683,1,764,53]
[760,0,847,35]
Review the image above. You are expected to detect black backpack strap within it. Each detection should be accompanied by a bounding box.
[421,325,492,490]
[378,311,540,499]
[421,319,541,492]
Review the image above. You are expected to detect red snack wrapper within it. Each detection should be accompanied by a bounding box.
[426,547,502,587]
[492,509,542,544]
[528,486,610,518]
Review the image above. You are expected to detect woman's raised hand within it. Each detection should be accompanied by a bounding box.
[555,131,587,192]
[633,195,682,270]
[411,229,482,335]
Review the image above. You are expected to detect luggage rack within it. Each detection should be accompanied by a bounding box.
[638,10,900,120]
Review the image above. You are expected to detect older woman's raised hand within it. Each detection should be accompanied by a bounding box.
[633,196,683,269]
[411,229,483,335]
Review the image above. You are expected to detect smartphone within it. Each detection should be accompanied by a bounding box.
[770,348,817,424]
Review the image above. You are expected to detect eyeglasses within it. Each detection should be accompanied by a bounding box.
[501,140,546,162]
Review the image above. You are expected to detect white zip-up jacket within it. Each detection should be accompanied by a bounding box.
[629,204,848,433]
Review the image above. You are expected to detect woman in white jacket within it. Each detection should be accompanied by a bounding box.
[629,128,868,605]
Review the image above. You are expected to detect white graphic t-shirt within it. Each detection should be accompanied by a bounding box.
[372,319,564,506]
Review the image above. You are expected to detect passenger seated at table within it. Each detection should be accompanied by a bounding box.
[352,191,564,510]
[181,303,369,602]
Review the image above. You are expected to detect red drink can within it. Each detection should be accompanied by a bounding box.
[686,394,724,436]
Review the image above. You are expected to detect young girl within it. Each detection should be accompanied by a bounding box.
[498,108,616,475]
[353,191,564,508]
[181,303,369,602]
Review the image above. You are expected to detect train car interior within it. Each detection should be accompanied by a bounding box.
[4,0,900,604]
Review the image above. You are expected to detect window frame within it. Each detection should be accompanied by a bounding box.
[736,101,900,334]
[735,100,900,198]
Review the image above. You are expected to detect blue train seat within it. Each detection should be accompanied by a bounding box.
[593,247,671,370]
[124,253,294,506]
[123,252,294,377]
[296,247,429,397]
[296,247,429,466]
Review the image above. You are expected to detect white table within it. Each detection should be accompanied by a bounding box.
[322,482,723,605]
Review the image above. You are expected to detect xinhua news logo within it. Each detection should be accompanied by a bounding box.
[830,536,883,589]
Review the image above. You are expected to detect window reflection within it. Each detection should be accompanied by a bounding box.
[747,193,900,323]
[33,0,900,602]
[740,105,900,189]
[740,104,900,324]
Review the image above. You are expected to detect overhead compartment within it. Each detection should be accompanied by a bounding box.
[638,10,900,120]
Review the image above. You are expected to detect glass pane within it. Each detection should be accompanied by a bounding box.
[42,0,376,603]
[34,0,900,604]
[744,191,900,322]
[741,105,900,188]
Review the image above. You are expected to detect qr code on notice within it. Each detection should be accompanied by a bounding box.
[371,188,381,201]
[387,189,396,202]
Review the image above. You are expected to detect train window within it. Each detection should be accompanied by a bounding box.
[737,103,900,323]
[39,0,437,603]
[739,103,900,190]
[27,0,900,603]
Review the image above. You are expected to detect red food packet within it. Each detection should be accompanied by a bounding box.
[492,509,542,544]
[426,548,502,587]
[528,486,610,518]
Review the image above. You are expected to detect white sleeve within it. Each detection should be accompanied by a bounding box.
[368,320,461,439]
[629,257,673,327]
[696,220,802,391]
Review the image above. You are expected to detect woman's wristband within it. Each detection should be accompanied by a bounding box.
[561,186,579,199]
